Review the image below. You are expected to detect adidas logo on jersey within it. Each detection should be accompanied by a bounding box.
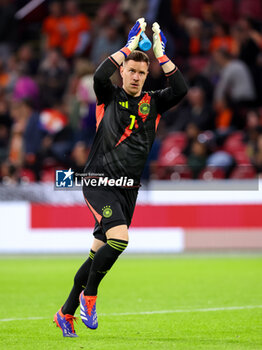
[119,101,128,108]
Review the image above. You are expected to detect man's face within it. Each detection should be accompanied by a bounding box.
[120,60,149,97]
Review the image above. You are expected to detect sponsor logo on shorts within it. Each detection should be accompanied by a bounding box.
[102,205,112,218]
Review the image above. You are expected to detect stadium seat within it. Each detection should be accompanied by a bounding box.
[158,132,187,166]
[238,0,262,20]
[229,166,257,179]
[41,168,55,182]
[159,152,187,167]
[153,163,192,180]
[233,150,251,165]
[185,0,204,18]
[42,158,64,170]
[199,166,226,180]
[170,165,192,180]
[151,165,170,180]
[223,131,244,150]
[188,56,209,74]
[222,131,251,165]
[162,132,187,151]
[154,132,189,179]
[213,0,235,23]
[20,168,36,182]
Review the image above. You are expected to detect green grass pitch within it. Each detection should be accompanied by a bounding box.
[0,254,261,350]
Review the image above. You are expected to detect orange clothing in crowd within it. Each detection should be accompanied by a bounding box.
[216,108,233,129]
[42,16,63,49]
[209,36,236,54]
[0,73,9,88]
[60,13,91,58]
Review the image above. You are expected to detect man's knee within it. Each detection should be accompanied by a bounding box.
[106,224,129,242]
[91,238,106,252]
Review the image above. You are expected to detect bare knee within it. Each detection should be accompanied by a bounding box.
[91,238,106,252]
[106,225,129,241]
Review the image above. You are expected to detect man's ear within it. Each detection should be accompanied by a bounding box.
[120,65,124,78]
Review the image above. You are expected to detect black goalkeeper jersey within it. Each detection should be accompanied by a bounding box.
[84,56,188,186]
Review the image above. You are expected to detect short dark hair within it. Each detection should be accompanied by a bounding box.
[125,50,150,66]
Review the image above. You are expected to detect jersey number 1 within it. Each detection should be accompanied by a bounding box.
[129,115,136,130]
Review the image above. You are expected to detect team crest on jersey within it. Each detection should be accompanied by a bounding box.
[138,93,151,121]
[139,103,150,115]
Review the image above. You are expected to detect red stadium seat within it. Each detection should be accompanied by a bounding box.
[199,166,226,180]
[155,132,188,179]
[238,0,262,20]
[158,132,187,166]
[185,0,204,18]
[223,131,250,165]
[230,166,257,179]
[20,168,36,182]
[233,150,251,165]
[223,131,244,151]
[151,165,169,180]
[188,56,209,74]
[153,163,192,180]
[213,0,235,23]
[41,169,55,182]
[162,132,187,151]
[159,152,187,167]
[42,158,64,170]
[170,165,192,180]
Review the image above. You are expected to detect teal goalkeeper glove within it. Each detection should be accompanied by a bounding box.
[152,22,170,65]
[120,18,146,57]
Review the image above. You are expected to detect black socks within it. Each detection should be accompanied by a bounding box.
[84,239,128,296]
[62,249,96,315]
[62,239,128,315]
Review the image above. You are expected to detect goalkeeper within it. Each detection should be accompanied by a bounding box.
[54,18,188,337]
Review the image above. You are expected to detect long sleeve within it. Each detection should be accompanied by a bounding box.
[154,68,188,114]
[93,56,119,105]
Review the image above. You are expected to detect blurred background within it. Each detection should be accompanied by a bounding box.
[0,0,262,253]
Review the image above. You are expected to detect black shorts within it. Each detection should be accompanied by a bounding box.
[83,185,138,242]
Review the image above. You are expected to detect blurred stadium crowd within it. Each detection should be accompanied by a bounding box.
[1,0,262,184]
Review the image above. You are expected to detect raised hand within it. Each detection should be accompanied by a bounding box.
[152,22,169,65]
[120,18,147,57]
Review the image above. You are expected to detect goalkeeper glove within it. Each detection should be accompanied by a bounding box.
[152,22,169,66]
[120,18,146,58]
